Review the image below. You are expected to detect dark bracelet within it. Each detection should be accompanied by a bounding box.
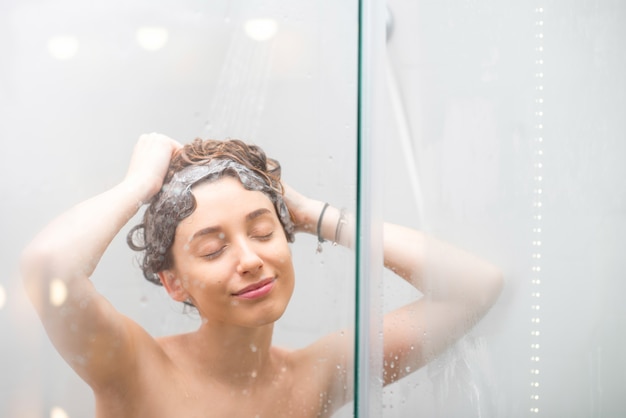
[316,202,330,253]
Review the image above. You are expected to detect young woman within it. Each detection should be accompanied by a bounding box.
[21,133,503,417]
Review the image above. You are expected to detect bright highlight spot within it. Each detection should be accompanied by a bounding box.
[136,26,169,51]
[47,36,79,60]
[50,406,69,418]
[49,279,68,307]
[244,18,278,42]
[0,285,6,310]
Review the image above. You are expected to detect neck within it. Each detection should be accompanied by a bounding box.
[185,319,277,386]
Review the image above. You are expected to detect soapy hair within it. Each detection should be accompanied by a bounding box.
[127,138,295,285]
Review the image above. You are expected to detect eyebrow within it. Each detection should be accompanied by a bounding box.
[246,207,272,221]
[189,208,273,241]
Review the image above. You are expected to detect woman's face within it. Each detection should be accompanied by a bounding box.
[163,176,295,327]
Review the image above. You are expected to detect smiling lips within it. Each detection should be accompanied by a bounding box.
[233,278,276,299]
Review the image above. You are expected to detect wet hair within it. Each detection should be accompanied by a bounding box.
[127,138,295,286]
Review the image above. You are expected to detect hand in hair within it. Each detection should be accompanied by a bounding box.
[124,133,182,204]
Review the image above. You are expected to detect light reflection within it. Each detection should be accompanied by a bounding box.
[50,406,69,418]
[0,284,6,310]
[136,26,169,51]
[47,36,79,60]
[49,279,68,307]
[244,18,278,42]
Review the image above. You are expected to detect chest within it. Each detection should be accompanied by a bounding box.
[98,366,334,418]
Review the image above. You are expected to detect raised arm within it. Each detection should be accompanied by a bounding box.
[379,223,503,383]
[20,133,180,390]
[283,184,503,388]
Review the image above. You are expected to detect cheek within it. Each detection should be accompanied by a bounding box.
[276,248,295,287]
[272,243,293,267]
[170,261,205,290]
[169,253,226,300]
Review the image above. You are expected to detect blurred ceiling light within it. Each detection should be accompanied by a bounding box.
[136,26,169,51]
[244,18,278,42]
[0,284,6,310]
[47,36,79,60]
[50,406,69,418]
[49,279,67,307]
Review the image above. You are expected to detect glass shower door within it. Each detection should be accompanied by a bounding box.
[1,1,360,417]
[368,0,626,417]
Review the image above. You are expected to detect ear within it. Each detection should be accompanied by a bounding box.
[157,270,189,302]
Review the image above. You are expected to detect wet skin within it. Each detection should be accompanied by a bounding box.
[94,177,347,417]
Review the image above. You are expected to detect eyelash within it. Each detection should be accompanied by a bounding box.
[201,232,273,259]
[203,247,226,260]
[255,231,274,241]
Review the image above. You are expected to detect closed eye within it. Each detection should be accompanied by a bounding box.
[254,231,274,241]
[202,245,227,260]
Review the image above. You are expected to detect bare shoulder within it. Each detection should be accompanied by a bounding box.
[92,324,181,417]
[94,331,354,418]
[287,328,355,409]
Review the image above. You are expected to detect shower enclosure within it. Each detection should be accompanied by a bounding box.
[376,1,626,416]
[1,0,624,417]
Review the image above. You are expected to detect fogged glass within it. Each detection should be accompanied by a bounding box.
[1,1,357,416]
[379,0,626,417]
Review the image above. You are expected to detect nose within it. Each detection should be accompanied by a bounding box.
[235,239,264,275]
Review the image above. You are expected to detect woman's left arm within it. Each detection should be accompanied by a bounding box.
[379,223,503,384]
[283,185,503,386]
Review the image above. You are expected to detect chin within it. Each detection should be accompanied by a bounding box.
[250,301,290,327]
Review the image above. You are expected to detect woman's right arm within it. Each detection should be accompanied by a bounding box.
[20,133,180,390]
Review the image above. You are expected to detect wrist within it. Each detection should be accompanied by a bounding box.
[295,200,327,234]
[123,153,171,202]
[119,177,157,207]
[313,203,354,250]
